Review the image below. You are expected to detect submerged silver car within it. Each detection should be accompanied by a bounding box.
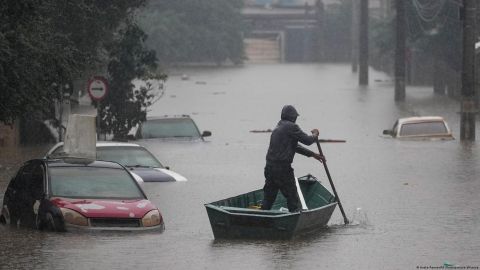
[46,142,187,182]
[383,116,454,140]
[133,115,211,141]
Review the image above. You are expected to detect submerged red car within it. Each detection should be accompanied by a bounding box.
[0,158,164,231]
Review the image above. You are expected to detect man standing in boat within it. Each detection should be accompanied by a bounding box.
[261,105,325,212]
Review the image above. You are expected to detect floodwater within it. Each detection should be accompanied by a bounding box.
[1,64,480,270]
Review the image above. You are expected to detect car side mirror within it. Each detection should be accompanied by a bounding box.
[383,129,392,135]
[202,131,212,137]
[165,166,170,170]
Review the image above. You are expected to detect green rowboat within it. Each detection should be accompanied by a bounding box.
[205,174,337,239]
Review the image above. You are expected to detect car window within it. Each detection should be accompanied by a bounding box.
[30,164,45,200]
[139,118,201,139]
[4,163,34,202]
[97,146,163,168]
[51,145,64,155]
[48,167,144,199]
[17,163,36,195]
[399,121,448,136]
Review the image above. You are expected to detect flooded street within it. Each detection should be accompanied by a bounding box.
[1,64,480,269]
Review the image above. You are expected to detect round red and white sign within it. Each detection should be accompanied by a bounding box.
[87,76,109,101]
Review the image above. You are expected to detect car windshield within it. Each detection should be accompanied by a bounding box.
[97,146,163,168]
[139,118,201,139]
[49,167,144,199]
[399,121,448,136]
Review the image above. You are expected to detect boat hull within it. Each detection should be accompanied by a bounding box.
[205,175,337,239]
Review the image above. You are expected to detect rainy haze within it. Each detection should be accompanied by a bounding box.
[1,1,480,270]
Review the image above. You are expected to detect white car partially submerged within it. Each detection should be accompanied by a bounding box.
[132,115,212,141]
[383,116,454,140]
[46,142,187,182]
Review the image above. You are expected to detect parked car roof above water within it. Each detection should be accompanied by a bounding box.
[46,141,187,182]
[383,116,454,140]
[133,115,211,141]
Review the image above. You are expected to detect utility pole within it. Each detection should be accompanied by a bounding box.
[460,0,476,141]
[359,0,369,85]
[394,0,406,101]
[351,0,359,72]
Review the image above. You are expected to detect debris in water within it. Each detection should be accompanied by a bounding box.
[196,81,207,85]
[250,129,272,133]
[181,74,189,80]
[443,261,455,267]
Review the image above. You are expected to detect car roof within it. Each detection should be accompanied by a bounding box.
[43,158,125,169]
[51,141,142,148]
[96,141,141,147]
[398,116,447,125]
[146,115,192,120]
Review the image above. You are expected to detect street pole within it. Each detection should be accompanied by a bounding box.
[315,0,325,62]
[460,0,476,141]
[97,102,101,140]
[351,0,359,73]
[394,0,406,101]
[359,0,369,85]
[59,92,63,142]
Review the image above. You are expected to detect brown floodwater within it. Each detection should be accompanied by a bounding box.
[1,64,479,270]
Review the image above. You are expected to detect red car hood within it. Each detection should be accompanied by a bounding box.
[50,197,157,219]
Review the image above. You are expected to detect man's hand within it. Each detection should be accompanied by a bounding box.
[311,129,319,137]
[313,153,326,163]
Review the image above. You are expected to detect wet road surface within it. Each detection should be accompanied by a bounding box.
[1,64,479,269]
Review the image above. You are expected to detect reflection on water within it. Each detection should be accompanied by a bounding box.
[1,64,480,269]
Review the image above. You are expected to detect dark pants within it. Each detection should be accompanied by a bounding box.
[261,164,300,212]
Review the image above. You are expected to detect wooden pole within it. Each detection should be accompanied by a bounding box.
[315,139,349,225]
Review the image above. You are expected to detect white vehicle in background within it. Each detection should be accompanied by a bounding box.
[46,142,187,182]
[132,115,212,141]
[383,116,454,140]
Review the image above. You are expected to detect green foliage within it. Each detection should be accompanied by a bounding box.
[0,0,147,125]
[139,0,245,65]
[0,0,75,124]
[100,22,164,140]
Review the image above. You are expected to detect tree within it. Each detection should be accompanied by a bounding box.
[100,21,164,140]
[138,0,245,65]
[0,0,148,125]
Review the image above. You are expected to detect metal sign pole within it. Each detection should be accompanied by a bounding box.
[59,89,64,142]
[97,101,101,140]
